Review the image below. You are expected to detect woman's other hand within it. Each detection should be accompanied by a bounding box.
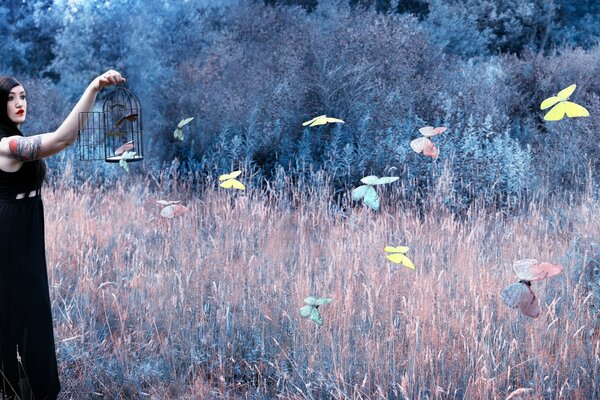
[91,70,126,93]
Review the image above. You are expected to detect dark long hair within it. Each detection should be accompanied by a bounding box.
[0,76,46,187]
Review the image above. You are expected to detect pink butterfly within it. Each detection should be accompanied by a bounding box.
[501,259,563,318]
[114,140,134,156]
[156,200,188,219]
[410,137,439,159]
[410,126,447,159]
[418,126,447,137]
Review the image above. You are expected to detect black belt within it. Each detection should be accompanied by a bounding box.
[15,189,41,199]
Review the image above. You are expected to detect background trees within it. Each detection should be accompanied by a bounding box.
[4,0,599,207]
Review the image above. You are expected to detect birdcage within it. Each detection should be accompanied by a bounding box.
[78,85,144,163]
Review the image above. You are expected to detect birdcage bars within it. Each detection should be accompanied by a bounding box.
[77,85,144,163]
[103,86,143,163]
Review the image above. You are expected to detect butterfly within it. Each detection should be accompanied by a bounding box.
[540,84,589,121]
[105,130,126,138]
[156,200,189,218]
[174,117,194,141]
[114,140,134,156]
[302,115,345,127]
[299,296,332,326]
[114,113,138,129]
[418,126,447,137]
[384,246,415,269]
[118,151,137,172]
[351,175,399,211]
[410,125,447,159]
[219,170,245,190]
[501,259,564,318]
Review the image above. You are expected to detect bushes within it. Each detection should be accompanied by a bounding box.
[1,0,598,206]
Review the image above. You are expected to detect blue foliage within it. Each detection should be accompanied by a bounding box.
[1,0,598,207]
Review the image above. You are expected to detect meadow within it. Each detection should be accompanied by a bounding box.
[42,168,599,399]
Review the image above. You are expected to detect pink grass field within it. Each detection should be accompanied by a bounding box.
[42,173,599,399]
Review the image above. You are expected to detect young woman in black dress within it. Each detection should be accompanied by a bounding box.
[0,70,125,400]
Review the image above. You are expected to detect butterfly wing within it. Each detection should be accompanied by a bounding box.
[174,128,184,141]
[323,117,345,124]
[119,158,129,172]
[386,253,415,269]
[432,126,447,136]
[177,117,194,129]
[410,137,434,154]
[360,175,380,185]
[512,259,538,280]
[556,84,577,101]
[544,102,568,121]
[174,117,194,140]
[515,260,563,282]
[513,259,563,281]
[161,204,188,219]
[540,96,562,110]
[219,170,242,181]
[156,200,181,206]
[419,126,447,137]
[171,204,189,218]
[563,101,590,118]
[220,178,245,190]
[309,307,323,325]
[300,305,313,317]
[309,117,328,127]
[519,289,541,318]
[114,117,126,129]
[230,179,246,190]
[422,142,439,159]
[302,115,326,127]
[106,130,126,138]
[502,282,539,318]
[314,297,332,306]
[304,296,318,306]
[351,185,369,201]
[219,179,234,188]
[384,246,409,253]
[363,186,380,211]
[419,126,434,136]
[114,140,134,156]
[374,176,399,185]
[160,205,176,218]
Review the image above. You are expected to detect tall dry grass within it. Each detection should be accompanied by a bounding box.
[42,171,599,399]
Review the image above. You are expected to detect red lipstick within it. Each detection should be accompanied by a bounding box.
[16,110,24,115]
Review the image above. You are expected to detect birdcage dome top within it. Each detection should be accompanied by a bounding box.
[102,85,141,113]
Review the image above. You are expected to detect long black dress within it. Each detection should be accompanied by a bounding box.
[0,135,60,399]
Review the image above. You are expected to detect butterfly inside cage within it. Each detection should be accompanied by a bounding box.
[78,85,144,169]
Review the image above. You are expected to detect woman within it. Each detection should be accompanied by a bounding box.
[0,70,125,400]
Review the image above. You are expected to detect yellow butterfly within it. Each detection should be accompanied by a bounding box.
[302,115,345,127]
[218,170,245,190]
[540,84,589,121]
[384,246,415,269]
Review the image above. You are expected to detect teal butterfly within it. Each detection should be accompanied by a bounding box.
[351,175,399,211]
[299,296,332,326]
[174,117,194,141]
[118,151,137,172]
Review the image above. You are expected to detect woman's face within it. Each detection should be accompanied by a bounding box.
[6,85,26,126]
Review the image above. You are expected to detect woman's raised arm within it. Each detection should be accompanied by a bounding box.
[0,70,125,168]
